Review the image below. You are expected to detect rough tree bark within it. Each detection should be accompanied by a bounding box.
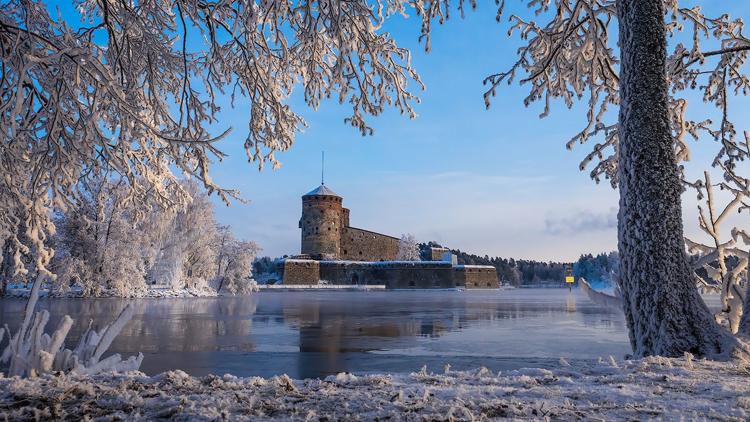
[0,239,14,297]
[739,270,750,336]
[616,0,734,358]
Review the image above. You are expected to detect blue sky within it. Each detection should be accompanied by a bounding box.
[208,3,623,261]
[208,2,749,261]
[51,1,748,261]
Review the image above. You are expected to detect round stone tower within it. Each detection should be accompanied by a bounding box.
[300,184,343,259]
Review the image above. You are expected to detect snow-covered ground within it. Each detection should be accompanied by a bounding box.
[1,355,748,420]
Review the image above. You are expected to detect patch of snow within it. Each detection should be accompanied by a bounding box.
[1,356,749,419]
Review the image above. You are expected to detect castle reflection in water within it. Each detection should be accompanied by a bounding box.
[0,290,631,378]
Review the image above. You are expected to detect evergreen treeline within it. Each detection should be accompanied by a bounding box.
[253,256,282,275]
[572,252,619,286]
[418,242,572,286]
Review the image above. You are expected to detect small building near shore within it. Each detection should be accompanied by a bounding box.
[282,184,498,289]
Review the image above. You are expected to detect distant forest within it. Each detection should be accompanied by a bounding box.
[417,242,618,287]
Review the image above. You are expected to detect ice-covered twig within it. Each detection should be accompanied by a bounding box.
[0,274,142,378]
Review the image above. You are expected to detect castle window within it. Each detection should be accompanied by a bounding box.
[409,280,415,287]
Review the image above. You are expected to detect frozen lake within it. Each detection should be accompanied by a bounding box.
[0,289,660,378]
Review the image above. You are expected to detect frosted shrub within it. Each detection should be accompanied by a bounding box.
[0,277,141,378]
[219,243,260,295]
[396,234,421,261]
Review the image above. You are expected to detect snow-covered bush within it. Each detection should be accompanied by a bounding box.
[218,240,261,295]
[49,179,259,297]
[51,178,151,298]
[396,234,420,261]
[0,277,142,377]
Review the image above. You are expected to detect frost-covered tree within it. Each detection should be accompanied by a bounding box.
[50,178,257,296]
[148,181,220,290]
[397,234,421,261]
[52,177,151,297]
[217,239,261,295]
[0,0,421,281]
[382,0,747,357]
[480,0,748,358]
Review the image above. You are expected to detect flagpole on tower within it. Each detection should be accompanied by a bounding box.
[321,151,325,185]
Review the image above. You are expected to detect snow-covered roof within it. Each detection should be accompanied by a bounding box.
[303,184,340,197]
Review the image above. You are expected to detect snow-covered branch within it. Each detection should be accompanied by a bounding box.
[687,171,749,333]
[0,0,423,278]
[0,275,142,377]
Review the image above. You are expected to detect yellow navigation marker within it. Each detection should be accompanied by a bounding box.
[565,266,574,284]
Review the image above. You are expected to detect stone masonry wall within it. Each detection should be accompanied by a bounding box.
[300,196,343,259]
[430,247,451,261]
[340,227,399,261]
[282,259,321,285]
[320,261,454,289]
[453,265,498,289]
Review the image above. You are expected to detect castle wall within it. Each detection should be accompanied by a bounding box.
[430,247,451,261]
[340,227,399,261]
[320,261,455,289]
[282,259,321,285]
[453,265,498,289]
[340,208,350,228]
[300,195,342,259]
[281,260,498,289]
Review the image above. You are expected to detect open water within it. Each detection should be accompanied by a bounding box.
[0,289,661,378]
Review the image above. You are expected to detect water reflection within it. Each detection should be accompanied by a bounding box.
[0,289,632,378]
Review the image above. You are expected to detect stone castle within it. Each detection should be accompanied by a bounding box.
[281,183,498,289]
[299,184,399,261]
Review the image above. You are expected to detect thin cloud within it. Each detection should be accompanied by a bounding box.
[544,208,617,236]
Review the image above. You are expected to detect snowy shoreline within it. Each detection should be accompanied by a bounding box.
[1,355,748,420]
[3,286,226,299]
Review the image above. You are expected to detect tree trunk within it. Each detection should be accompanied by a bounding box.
[616,0,733,357]
[738,258,750,336]
[1,238,16,297]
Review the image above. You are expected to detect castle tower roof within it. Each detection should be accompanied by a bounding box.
[303,184,340,198]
